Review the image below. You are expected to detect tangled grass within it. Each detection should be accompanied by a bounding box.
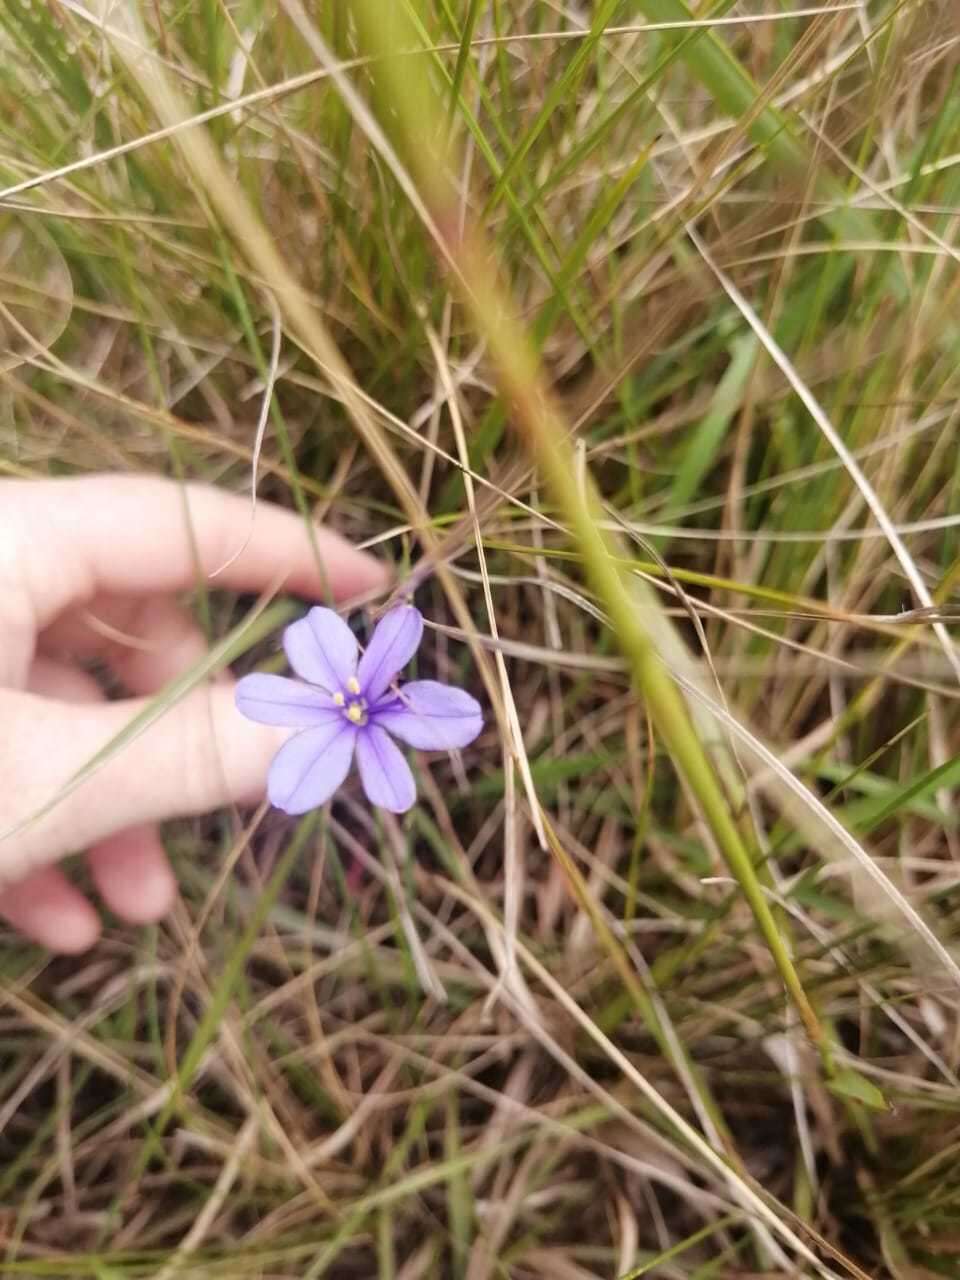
[2,1,960,1276]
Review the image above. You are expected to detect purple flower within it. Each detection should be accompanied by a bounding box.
[235,605,482,815]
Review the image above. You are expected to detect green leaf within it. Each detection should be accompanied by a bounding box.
[827,1068,889,1111]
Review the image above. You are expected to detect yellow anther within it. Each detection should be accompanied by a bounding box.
[333,691,345,706]
[347,676,361,695]
[346,703,365,724]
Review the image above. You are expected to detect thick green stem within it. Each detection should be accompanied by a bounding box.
[349,0,827,1055]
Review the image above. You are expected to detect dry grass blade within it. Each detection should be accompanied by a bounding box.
[424,322,538,1014]
[670,666,960,989]
[680,220,960,685]
[207,290,282,579]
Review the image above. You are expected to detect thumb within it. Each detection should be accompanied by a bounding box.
[0,685,286,883]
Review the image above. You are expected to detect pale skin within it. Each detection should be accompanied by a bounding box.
[0,474,389,953]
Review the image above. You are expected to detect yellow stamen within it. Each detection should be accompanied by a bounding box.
[333,691,345,706]
[346,703,365,724]
[347,676,361,695]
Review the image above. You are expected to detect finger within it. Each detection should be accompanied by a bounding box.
[0,866,100,953]
[26,654,103,701]
[24,655,178,927]
[87,826,177,923]
[14,474,391,628]
[40,595,208,694]
[0,685,283,881]
[21,658,108,944]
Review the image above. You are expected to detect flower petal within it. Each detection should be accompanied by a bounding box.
[355,724,416,813]
[357,605,423,702]
[267,720,357,814]
[371,680,483,750]
[283,607,358,692]
[236,673,339,727]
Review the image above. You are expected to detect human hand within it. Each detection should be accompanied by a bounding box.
[0,474,388,953]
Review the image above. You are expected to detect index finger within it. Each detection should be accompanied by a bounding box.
[13,475,390,626]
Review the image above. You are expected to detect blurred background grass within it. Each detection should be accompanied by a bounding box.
[2,1,960,1276]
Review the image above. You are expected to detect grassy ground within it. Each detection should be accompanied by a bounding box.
[2,1,960,1276]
